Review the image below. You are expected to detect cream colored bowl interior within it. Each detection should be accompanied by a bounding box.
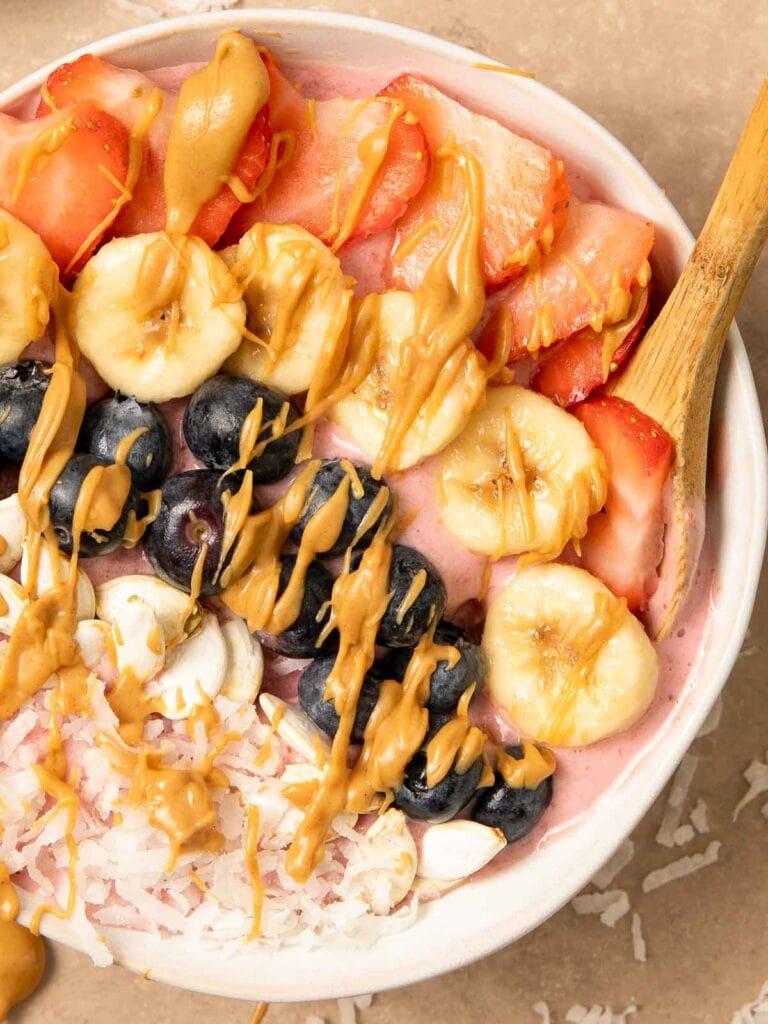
[2,9,766,1003]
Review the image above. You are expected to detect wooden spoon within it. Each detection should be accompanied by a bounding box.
[608,77,768,639]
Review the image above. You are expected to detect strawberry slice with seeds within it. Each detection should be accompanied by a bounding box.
[480,196,654,362]
[379,73,569,290]
[0,101,131,273]
[37,53,271,245]
[572,396,673,611]
[229,56,429,249]
[532,286,650,406]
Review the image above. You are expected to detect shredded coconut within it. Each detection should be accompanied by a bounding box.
[690,799,710,834]
[731,980,768,1024]
[353,995,374,1011]
[642,840,721,893]
[571,889,629,926]
[655,754,698,847]
[631,913,646,963]
[733,754,768,821]
[338,999,357,1024]
[113,0,240,16]
[565,1006,637,1024]
[533,1003,552,1024]
[305,1017,326,1024]
[591,839,634,890]
[672,824,695,846]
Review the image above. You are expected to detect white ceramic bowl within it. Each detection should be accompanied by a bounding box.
[3,10,766,1003]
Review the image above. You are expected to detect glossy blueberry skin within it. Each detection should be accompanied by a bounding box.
[79,394,171,491]
[257,555,336,658]
[381,620,486,713]
[144,470,227,595]
[299,655,383,742]
[49,453,138,557]
[183,374,301,483]
[393,750,483,823]
[0,360,51,464]
[472,745,554,843]
[290,459,393,557]
[376,544,447,648]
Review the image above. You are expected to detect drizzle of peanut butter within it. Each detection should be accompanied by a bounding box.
[497,741,556,790]
[0,860,46,1020]
[164,31,270,235]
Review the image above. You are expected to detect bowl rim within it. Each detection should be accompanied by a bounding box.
[4,8,767,1004]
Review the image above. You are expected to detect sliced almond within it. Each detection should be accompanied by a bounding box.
[258,693,331,766]
[347,808,417,913]
[95,574,197,645]
[148,611,226,720]
[0,494,26,573]
[74,618,113,673]
[417,820,506,881]
[111,596,165,684]
[220,618,263,704]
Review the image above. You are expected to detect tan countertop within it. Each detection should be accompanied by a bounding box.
[2,1,767,1021]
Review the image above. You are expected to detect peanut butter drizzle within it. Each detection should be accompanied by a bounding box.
[134,231,187,324]
[123,487,161,549]
[497,741,556,790]
[250,1003,269,1024]
[425,684,485,787]
[12,112,77,204]
[164,31,270,235]
[598,285,649,380]
[28,765,79,934]
[225,130,295,204]
[0,860,46,1021]
[245,805,264,939]
[394,568,427,625]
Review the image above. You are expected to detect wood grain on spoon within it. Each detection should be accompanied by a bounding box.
[609,76,768,638]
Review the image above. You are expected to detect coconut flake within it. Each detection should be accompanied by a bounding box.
[591,840,635,890]
[690,799,710,834]
[733,755,768,821]
[572,890,628,923]
[353,994,374,1011]
[672,824,695,846]
[631,913,647,963]
[656,754,698,847]
[566,1007,637,1024]
[731,981,768,1024]
[305,1017,326,1024]
[642,840,721,893]
[338,998,357,1024]
[600,891,630,928]
[532,1004,552,1024]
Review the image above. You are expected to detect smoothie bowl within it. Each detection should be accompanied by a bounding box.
[0,10,765,1009]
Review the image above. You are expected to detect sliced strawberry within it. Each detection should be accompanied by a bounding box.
[0,102,130,273]
[379,73,569,290]
[229,57,429,248]
[532,286,650,406]
[479,196,654,362]
[38,53,271,246]
[572,396,673,611]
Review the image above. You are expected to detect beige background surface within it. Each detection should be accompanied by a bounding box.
[1,1,767,1021]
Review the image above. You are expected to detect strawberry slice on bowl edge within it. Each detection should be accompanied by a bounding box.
[0,101,131,275]
[572,396,673,612]
[379,73,570,291]
[479,196,655,363]
[531,285,651,407]
[228,55,430,250]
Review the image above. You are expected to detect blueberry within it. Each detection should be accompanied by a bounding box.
[298,655,383,742]
[291,459,393,557]
[377,545,447,648]
[257,555,336,658]
[394,749,483,823]
[144,470,227,595]
[183,375,301,483]
[0,360,51,464]
[79,394,171,492]
[49,453,138,557]
[380,620,485,713]
[472,745,554,843]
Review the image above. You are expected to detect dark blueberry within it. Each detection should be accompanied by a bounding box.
[0,360,51,464]
[79,394,171,492]
[183,374,301,483]
[144,470,227,595]
[257,555,336,658]
[380,620,485,713]
[49,453,138,557]
[377,545,446,648]
[290,459,393,557]
[298,655,383,742]
[394,749,483,823]
[472,745,554,843]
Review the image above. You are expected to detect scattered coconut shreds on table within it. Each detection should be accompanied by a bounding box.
[565,1005,638,1024]
[571,890,630,927]
[733,754,768,821]
[731,981,768,1024]
[689,798,710,834]
[762,803,768,821]
[305,1017,326,1024]
[655,754,699,847]
[630,913,647,964]
[338,1000,357,1024]
[591,840,635,890]
[641,840,721,894]
[696,696,724,738]
[533,1003,553,1024]
[114,0,239,16]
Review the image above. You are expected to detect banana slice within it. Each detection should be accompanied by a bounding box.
[71,232,245,403]
[0,209,58,365]
[328,291,487,472]
[220,618,263,704]
[483,563,658,747]
[20,542,95,621]
[224,224,353,395]
[259,693,332,767]
[147,611,227,720]
[436,385,606,561]
[95,574,197,646]
[0,494,26,574]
